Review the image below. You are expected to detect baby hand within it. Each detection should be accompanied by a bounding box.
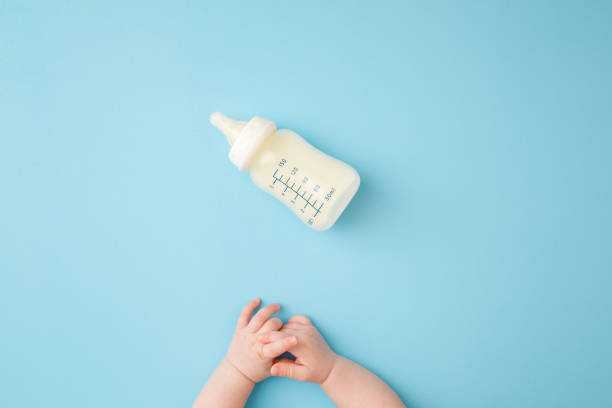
[224,299,298,383]
[257,315,337,384]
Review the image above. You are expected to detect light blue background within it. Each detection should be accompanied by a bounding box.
[1,1,611,407]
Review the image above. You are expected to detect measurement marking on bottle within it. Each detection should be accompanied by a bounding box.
[272,168,323,217]
[304,193,313,209]
[314,202,324,218]
[272,169,279,184]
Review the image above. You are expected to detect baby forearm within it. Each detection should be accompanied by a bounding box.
[320,356,405,408]
[193,359,254,408]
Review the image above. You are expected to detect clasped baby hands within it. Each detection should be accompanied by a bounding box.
[194,299,405,408]
[259,314,337,384]
[224,299,298,383]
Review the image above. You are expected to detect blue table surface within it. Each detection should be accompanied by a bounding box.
[1,1,611,407]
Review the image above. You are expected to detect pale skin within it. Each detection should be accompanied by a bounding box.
[193,299,405,408]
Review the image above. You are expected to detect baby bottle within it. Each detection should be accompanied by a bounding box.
[210,112,360,231]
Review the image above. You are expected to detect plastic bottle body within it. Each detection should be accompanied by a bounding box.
[248,129,360,231]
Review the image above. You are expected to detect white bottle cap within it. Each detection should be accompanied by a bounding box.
[228,116,276,171]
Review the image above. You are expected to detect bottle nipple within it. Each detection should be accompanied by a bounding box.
[210,112,247,146]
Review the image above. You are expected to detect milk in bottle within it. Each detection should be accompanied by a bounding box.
[210,112,360,231]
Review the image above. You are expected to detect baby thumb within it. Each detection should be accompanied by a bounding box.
[270,358,309,382]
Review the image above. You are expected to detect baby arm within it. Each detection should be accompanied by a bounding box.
[193,299,297,408]
[258,315,405,408]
